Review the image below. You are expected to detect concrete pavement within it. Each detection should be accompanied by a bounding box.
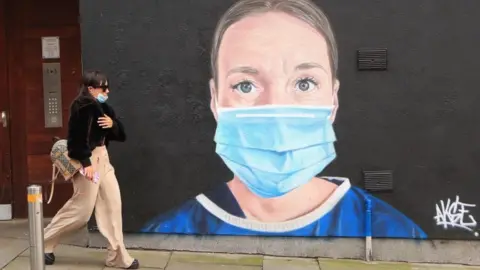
[2,241,480,270]
[1,220,480,269]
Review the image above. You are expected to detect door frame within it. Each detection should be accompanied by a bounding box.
[2,0,83,218]
[0,0,13,218]
[3,0,29,218]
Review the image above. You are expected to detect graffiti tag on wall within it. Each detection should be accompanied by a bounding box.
[434,196,477,236]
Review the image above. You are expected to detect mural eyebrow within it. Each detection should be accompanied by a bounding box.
[227,66,259,76]
[295,62,328,73]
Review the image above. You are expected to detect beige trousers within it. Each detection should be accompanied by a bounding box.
[44,146,134,268]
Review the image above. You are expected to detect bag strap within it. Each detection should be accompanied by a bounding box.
[47,165,60,204]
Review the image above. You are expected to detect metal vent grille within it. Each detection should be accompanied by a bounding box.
[357,48,388,71]
[363,170,393,192]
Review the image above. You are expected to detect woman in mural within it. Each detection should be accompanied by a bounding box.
[142,0,426,238]
[44,71,140,269]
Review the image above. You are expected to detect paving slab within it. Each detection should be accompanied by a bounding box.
[19,244,106,269]
[318,259,480,270]
[410,264,480,270]
[104,265,164,270]
[0,238,28,269]
[319,259,411,270]
[126,250,171,268]
[0,220,30,240]
[169,251,263,266]
[14,245,167,270]
[165,261,261,270]
[3,256,104,270]
[0,219,88,247]
[263,256,319,270]
[20,244,105,261]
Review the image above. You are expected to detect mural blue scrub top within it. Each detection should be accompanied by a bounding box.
[142,177,427,238]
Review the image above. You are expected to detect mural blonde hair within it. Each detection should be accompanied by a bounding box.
[210,0,339,82]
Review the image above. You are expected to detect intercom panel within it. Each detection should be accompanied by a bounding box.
[42,62,63,128]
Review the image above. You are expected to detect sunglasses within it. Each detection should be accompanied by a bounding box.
[97,85,109,91]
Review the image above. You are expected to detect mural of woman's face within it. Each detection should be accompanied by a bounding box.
[210,11,339,117]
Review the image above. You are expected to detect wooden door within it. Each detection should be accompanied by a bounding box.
[6,0,82,217]
[0,0,13,219]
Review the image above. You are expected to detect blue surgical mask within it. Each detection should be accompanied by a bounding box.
[214,105,337,198]
[96,93,108,103]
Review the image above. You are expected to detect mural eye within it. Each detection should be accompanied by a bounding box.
[233,81,257,94]
[295,78,318,92]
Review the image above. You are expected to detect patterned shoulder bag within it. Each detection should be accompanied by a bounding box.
[47,116,93,204]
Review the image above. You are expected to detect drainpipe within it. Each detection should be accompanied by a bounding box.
[365,196,373,262]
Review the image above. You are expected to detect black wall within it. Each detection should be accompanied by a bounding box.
[80,0,480,239]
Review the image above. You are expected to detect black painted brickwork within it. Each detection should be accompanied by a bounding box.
[81,0,480,239]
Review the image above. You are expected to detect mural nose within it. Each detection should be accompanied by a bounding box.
[267,90,291,105]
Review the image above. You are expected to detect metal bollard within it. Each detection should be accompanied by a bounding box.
[365,196,373,262]
[27,185,45,270]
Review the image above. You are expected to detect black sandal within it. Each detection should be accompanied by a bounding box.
[44,253,55,265]
[126,259,139,269]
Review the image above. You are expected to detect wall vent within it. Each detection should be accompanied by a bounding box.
[357,48,388,71]
[363,170,393,192]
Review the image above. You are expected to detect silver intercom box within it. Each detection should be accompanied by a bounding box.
[42,62,63,128]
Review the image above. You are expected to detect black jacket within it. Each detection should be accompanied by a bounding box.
[67,98,126,167]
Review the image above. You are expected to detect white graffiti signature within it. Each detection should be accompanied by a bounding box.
[434,196,477,232]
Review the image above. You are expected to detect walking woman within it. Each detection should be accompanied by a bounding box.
[44,70,139,269]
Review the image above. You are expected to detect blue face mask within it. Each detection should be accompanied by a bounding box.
[96,93,108,103]
[214,105,337,198]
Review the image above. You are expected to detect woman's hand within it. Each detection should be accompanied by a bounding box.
[83,166,94,180]
[98,114,113,129]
